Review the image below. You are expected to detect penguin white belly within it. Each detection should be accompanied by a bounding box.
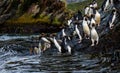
[67,45,72,54]
[95,13,101,26]
[85,7,89,16]
[76,27,82,42]
[104,0,109,11]
[91,28,99,46]
[83,23,90,36]
[62,31,66,37]
[54,38,61,53]
[109,13,116,29]
[93,3,98,9]
[41,37,50,43]
[88,8,93,17]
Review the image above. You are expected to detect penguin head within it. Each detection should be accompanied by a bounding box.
[90,23,96,29]
[89,3,93,8]
[83,15,89,20]
[112,8,117,14]
[91,14,95,18]
[84,6,89,9]
[92,23,96,27]
[39,33,46,40]
[84,17,88,21]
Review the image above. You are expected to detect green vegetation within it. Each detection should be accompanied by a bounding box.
[67,0,104,13]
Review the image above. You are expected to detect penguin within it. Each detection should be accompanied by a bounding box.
[82,16,90,38]
[62,36,72,54]
[41,37,51,44]
[67,19,72,27]
[62,28,66,37]
[53,37,62,53]
[84,6,90,17]
[90,15,96,27]
[108,8,117,29]
[88,3,94,17]
[90,23,99,46]
[74,25,82,43]
[34,43,42,54]
[94,10,101,26]
[92,0,98,9]
[102,0,111,11]
[113,0,120,14]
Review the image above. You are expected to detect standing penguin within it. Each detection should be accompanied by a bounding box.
[75,25,82,43]
[94,10,101,26]
[84,6,90,17]
[82,16,90,38]
[90,23,99,46]
[92,0,98,9]
[90,15,96,27]
[67,19,72,27]
[88,3,94,17]
[62,28,66,37]
[101,0,113,12]
[108,8,117,29]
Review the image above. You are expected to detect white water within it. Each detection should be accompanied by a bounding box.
[0,34,39,41]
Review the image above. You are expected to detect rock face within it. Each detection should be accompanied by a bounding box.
[0,0,67,24]
[0,0,69,33]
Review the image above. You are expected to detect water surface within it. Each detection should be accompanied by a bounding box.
[0,34,119,73]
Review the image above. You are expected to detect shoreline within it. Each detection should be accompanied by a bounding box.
[0,22,63,34]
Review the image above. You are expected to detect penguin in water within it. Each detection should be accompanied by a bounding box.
[94,10,101,26]
[90,23,99,46]
[34,42,42,54]
[53,36,62,53]
[62,36,72,54]
[82,16,90,39]
[108,8,117,29]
